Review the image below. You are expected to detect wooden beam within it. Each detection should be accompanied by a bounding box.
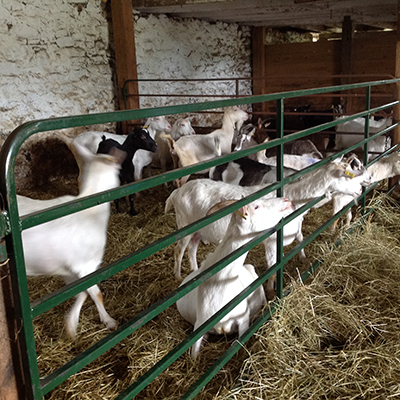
[341,15,354,113]
[111,0,140,133]
[252,27,267,117]
[133,0,229,6]
[132,0,397,28]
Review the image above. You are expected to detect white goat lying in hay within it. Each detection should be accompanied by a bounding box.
[166,156,371,299]
[162,106,249,186]
[19,142,125,338]
[177,197,294,358]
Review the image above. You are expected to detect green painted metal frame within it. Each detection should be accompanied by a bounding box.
[0,79,398,400]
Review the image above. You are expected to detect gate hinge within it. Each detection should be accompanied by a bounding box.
[0,211,11,238]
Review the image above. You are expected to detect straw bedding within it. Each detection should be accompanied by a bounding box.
[12,137,400,399]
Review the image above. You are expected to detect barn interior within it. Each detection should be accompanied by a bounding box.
[1,1,400,399]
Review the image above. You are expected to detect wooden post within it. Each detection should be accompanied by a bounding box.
[0,260,21,400]
[252,27,267,120]
[111,0,140,133]
[389,0,400,188]
[341,15,354,114]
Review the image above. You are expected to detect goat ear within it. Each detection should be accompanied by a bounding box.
[324,191,332,201]
[345,153,358,163]
[264,122,271,128]
[237,205,248,220]
[332,155,344,164]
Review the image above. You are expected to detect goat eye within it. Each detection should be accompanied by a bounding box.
[254,205,259,210]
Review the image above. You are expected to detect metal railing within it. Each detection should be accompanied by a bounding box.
[0,78,398,399]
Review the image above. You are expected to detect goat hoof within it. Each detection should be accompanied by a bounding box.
[105,318,118,330]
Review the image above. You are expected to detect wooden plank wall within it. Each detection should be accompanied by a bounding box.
[255,31,396,114]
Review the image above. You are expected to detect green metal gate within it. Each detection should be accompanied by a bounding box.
[0,79,399,399]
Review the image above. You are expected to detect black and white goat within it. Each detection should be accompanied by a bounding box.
[209,157,297,186]
[97,127,158,216]
[72,115,170,184]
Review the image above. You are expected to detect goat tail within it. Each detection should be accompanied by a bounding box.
[164,190,176,214]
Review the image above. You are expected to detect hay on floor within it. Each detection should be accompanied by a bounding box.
[217,192,400,400]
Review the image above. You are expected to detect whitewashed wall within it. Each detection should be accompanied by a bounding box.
[0,3,252,137]
[132,13,252,126]
[0,0,115,136]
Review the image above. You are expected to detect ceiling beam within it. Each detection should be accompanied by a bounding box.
[164,9,396,27]
[132,0,397,30]
[133,0,396,15]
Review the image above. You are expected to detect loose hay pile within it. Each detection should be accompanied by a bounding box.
[12,138,400,399]
[217,193,400,400]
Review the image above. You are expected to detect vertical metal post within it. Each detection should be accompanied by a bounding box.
[235,79,239,98]
[362,86,371,213]
[389,0,400,188]
[276,99,284,298]
[0,144,41,400]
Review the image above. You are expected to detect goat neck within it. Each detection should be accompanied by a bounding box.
[283,161,358,207]
[79,156,120,199]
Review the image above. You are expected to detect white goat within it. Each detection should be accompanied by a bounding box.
[177,197,294,358]
[319,151,400,229]
[153,118,196,173]
[170,118,196,140]
[335,116,392,161]
[260,154,321,171]
[148,117,173,174]
[165,157,371,287]
[162,106,249,186]
[19,142,124,338]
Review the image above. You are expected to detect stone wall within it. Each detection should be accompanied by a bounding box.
[1,3,252,136]
[0,0,116,136]
[132,13,252,126]
[1,4,252,187]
